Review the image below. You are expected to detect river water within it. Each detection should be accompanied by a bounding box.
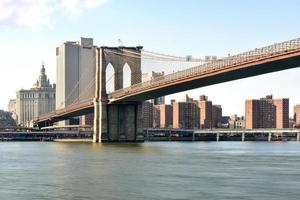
[0,142,300,200]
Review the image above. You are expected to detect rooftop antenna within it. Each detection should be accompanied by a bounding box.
[118,39,123,47]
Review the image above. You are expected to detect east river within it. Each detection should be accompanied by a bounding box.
[1,142,300,200]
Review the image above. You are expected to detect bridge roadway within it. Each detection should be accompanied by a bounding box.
[37,99,94,125]
[36,38,300,125]
[110,38,300,102]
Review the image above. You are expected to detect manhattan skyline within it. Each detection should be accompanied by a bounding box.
[1,0,300,116]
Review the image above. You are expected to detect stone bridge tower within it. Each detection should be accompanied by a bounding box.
[93,46,144,142]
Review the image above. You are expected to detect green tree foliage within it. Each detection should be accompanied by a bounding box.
[0,110,16,127]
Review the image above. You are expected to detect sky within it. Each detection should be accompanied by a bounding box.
[0,0,300,116]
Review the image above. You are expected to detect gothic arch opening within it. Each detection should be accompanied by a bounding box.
[123,63,131,88]
[106,63,115,93]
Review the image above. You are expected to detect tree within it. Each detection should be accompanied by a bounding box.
[0,110,16,127]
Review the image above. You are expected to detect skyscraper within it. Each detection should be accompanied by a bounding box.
[212,105,222,128]
[274,99,289,129]
[56,37,95,125]
[294,105,300,128]
[259,95,276,128]
[56,37,95,109]
[173,102,186,129]
[245,100,260,129]
[153,105,160,128]
[245,95,289,129]
[16,64,56,126]
[155,104,173,128]
[142,101,154,128]
[173,96,199,129]
[7,99,17,123]
[198,95,212,129]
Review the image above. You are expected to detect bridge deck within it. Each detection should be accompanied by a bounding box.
[109,38,300,102]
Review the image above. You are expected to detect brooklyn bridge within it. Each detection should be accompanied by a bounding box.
[35,38,300,142]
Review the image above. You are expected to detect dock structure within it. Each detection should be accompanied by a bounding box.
[0,131,92,142]
[145,128,300,142]
[2,128,300,142]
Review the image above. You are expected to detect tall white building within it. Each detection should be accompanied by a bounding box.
[56,38,95,108]
[16,64,56,126]
[56,37,95,125]
[7,99,17,123]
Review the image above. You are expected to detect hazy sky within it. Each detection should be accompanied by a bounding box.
[0,0,300,116]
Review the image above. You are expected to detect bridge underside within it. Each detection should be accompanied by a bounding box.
[112,54,300,102]
[37,106,94,127]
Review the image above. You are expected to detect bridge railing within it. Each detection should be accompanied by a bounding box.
[108,38,300,100]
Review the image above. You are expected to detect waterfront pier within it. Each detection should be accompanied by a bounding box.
[145,128,300,142]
